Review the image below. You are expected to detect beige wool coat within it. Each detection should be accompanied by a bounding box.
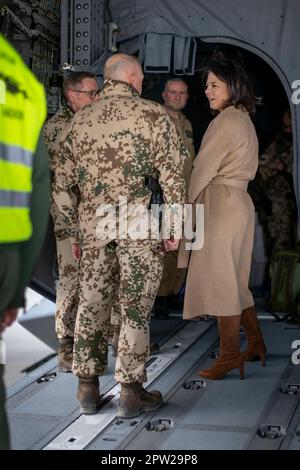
[178,106,258,318]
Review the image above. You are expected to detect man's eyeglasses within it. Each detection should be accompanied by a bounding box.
[70,89,101,100]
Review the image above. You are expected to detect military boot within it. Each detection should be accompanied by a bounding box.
[58,337,73,372]
[117,382,163,419]
[77,376,101,415]
[241,305,267,365]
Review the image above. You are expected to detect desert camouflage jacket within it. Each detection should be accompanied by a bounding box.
[170,111,195,189]
[259,133,293,182]
[43,105,74,239]
[53,80,187,247]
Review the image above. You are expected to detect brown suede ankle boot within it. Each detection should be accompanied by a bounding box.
[241,305,266,366]
[199,315,244,380]
[199,352,244,380]
[117,382,163,418]
[58,337,73,372]
[77,376,101,415]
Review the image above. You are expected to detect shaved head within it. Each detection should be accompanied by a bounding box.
[103,53,144,95]
[104,54,140,80]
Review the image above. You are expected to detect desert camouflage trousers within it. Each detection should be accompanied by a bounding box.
[55,237,79,339]
[72,241,164,383]
[157,249,187,296]
[110,292,121,336]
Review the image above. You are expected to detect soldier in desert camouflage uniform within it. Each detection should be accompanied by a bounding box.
[155,78,195,315]
[53,54,186,417]
[162,78,195,186]
[44,72,100,371]
[258,110,296,255]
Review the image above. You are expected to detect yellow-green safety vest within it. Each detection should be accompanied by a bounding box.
[0,34,47,242]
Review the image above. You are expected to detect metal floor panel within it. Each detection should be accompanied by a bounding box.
[88,322,219,450]
[45,320,215,450]
[9,416,63,451]
[288,432,300,449]
[6,318,211,450]
[282,373,300,450]
[7,356,58,399]
[121,320,300,450]
[7,351,117,450]
[6,315,300,450]
[179,323,297,429]
[285,406,300,450]
[160,429,248,451]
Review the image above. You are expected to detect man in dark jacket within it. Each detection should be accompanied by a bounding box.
[0,34,50,450]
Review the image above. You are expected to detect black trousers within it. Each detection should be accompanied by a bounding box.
[0,246,20,450]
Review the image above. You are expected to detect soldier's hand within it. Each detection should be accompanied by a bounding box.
[72,243,81,261]
[0,308,19,333]
[163,238,180,252]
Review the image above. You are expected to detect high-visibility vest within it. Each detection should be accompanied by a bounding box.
[0,34,47,242]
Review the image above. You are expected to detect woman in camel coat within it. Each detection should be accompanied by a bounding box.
[178,60,266,380]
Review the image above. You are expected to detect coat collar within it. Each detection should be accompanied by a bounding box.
[101,79,140,99]
[221,104,248,114]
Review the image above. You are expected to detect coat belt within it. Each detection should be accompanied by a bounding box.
[211,176,248,192]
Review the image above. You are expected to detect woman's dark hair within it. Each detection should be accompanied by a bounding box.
[202,60,257,115]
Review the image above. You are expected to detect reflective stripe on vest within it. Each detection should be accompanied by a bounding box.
[0,34,47,243]
[0,142,33,168]
[0,189,31,208]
